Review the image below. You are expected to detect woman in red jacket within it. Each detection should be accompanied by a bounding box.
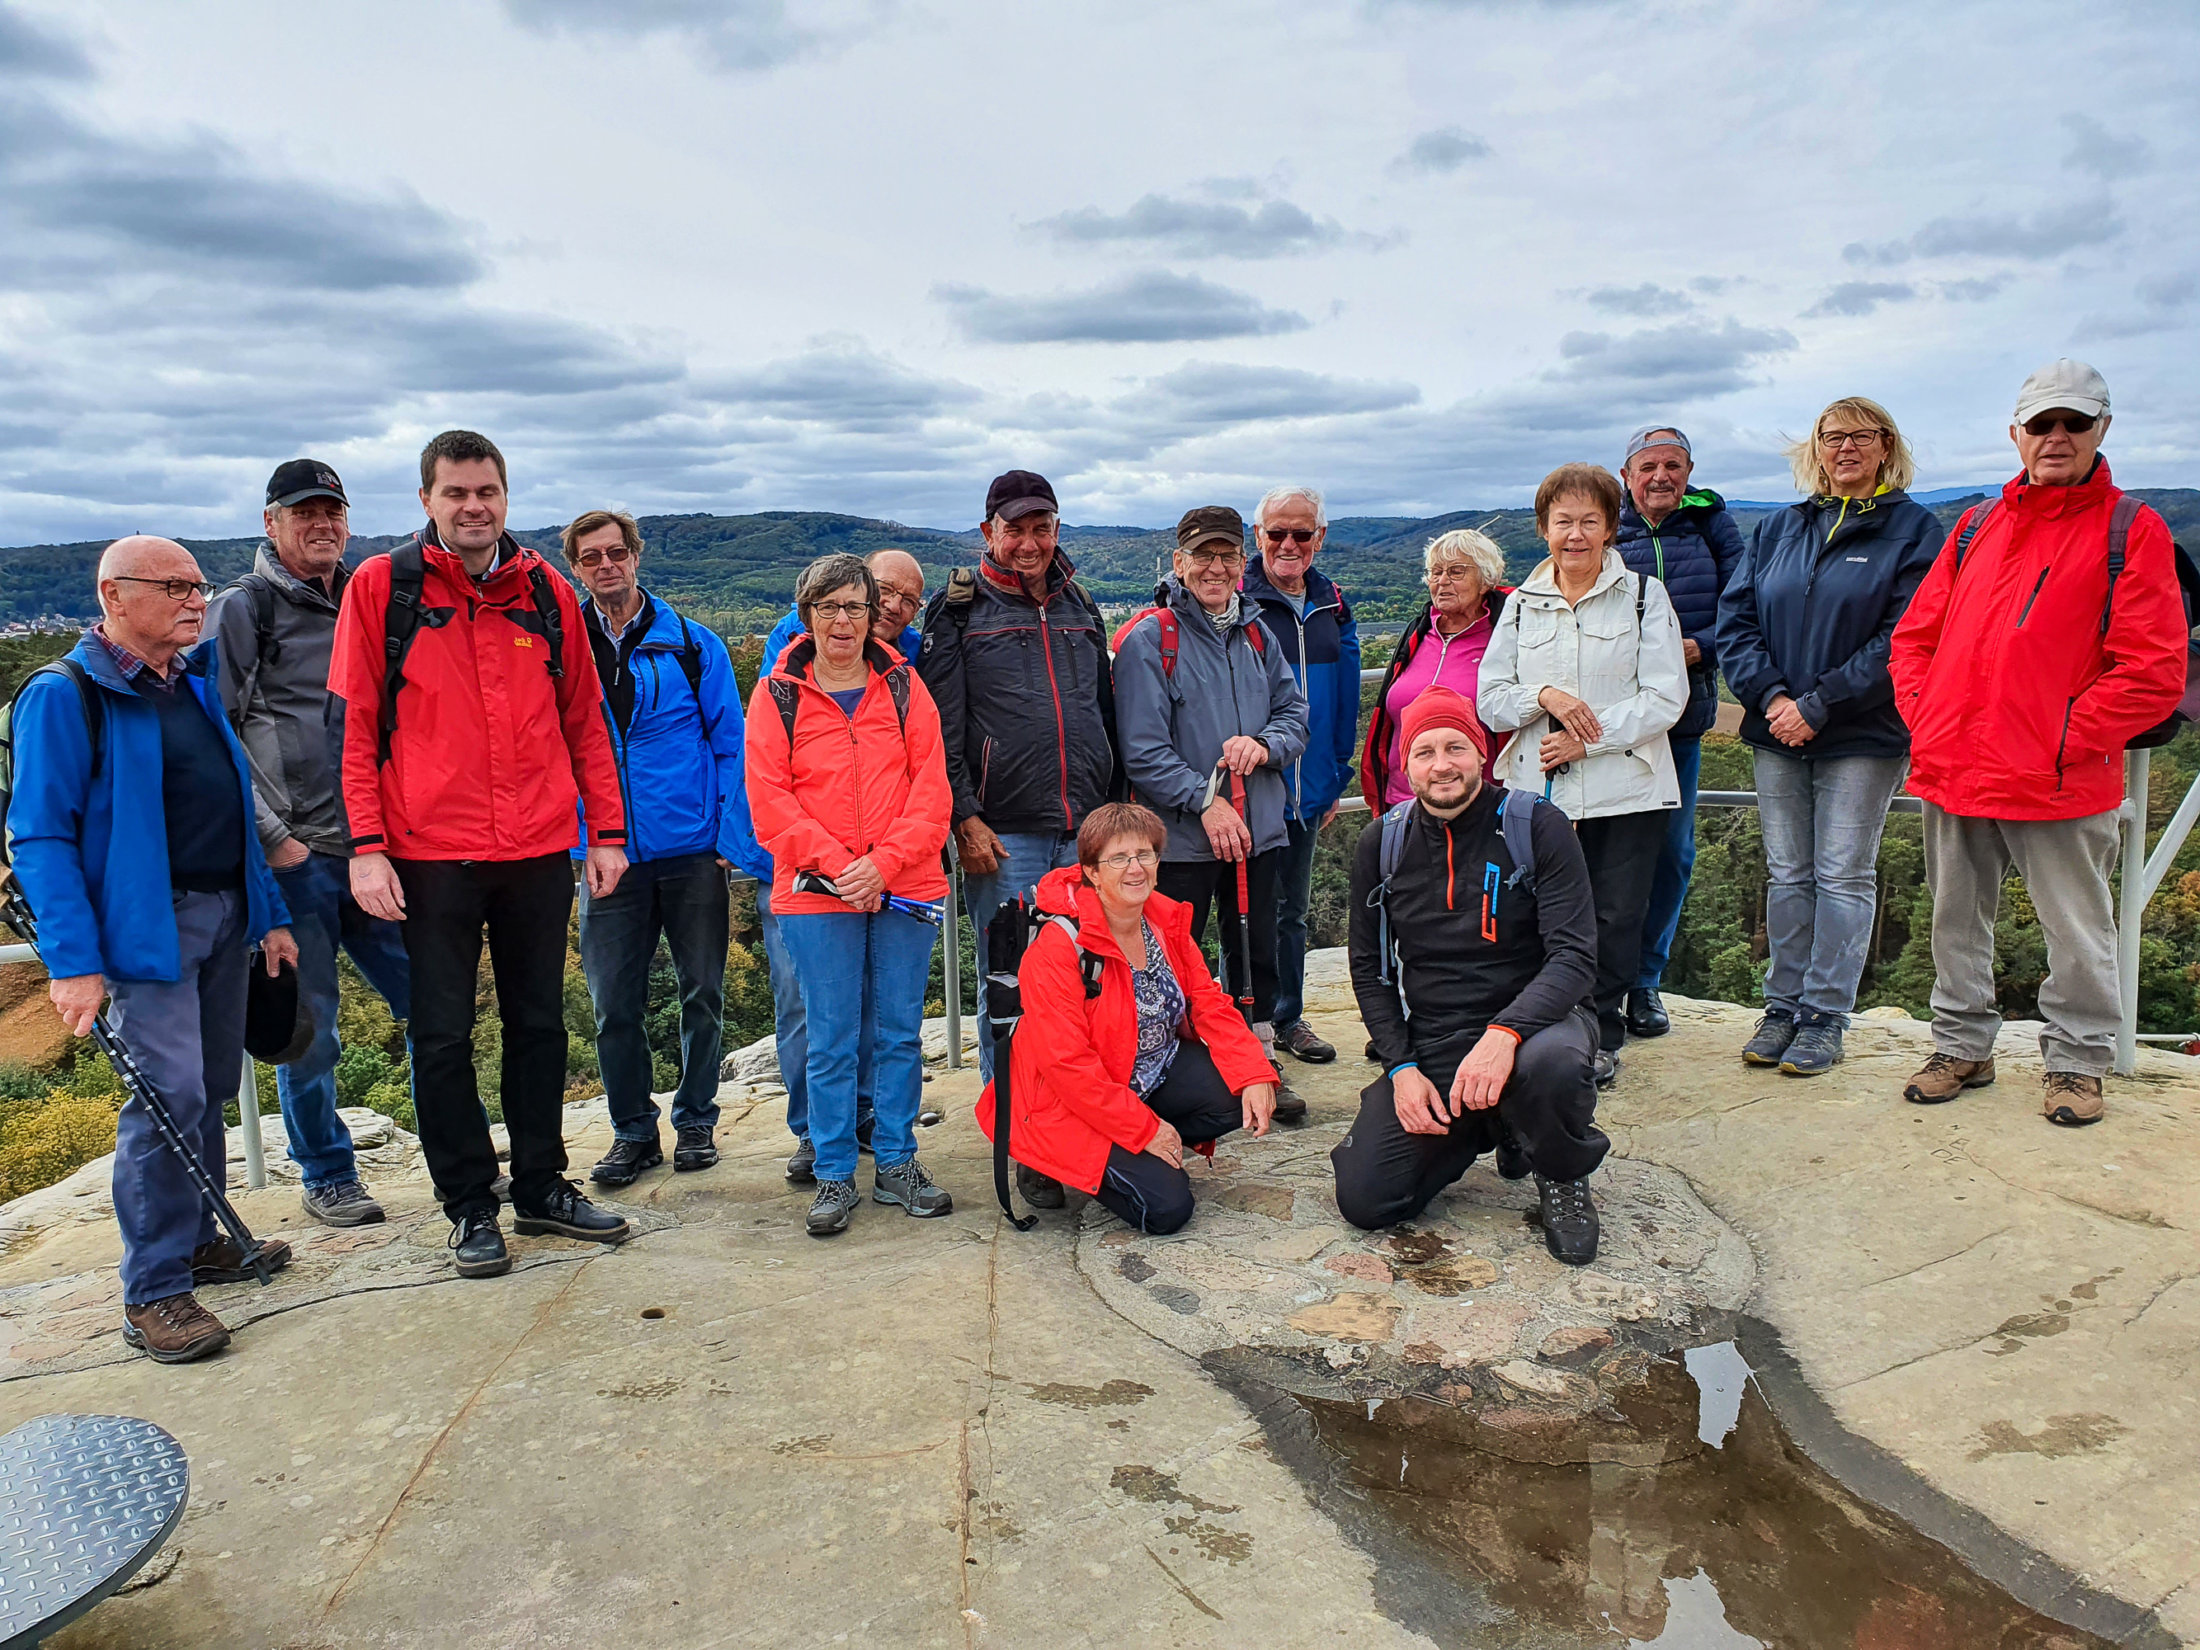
[979,802,1279,1233]
[747,554,953,1237]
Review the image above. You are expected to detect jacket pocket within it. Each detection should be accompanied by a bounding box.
[2053,697,2075,791]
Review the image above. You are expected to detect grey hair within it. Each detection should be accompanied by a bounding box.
[1423,528,1505,587]
[795,553,878,623]
[1253,485,1326,529]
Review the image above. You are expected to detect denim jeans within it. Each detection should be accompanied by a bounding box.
[758,884,875,1144]
[578,851,728,1141]
[777,907,937,1184]
[272,852,411,1188]
[1270,815,1321,1027]
[1636,737,1702,991]
[1754,749,1909,1023]
[963,829,1079,1082]
[108,889,247,1304]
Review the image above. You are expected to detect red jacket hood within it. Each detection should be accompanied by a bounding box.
[1033,863,1193,964]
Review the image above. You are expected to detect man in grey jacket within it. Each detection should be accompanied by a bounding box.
[1116,506,1310,1119]
[209,460,409,1226]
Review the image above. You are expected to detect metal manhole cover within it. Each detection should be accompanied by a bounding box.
[0,1414,189,1647]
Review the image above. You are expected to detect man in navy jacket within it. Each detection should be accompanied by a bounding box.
[1613,427,1744,1037]
[562,510,762,1186]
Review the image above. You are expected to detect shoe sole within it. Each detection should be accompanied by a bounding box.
[589,1151,664,1187]
[1284,1046,1336,1064]
[872,1187,953,1218]
[1741,1046,1792,1067]
[806,1213,854,1237]
[1779,1056,1844,1076]
[454,1252,512,1279]
[1271,1106,1309,1127]
[191,1244,293,1286]
[122,1323,229,1363]
[1905,1072,1996,1105]
[512,1216,633,1244]
[302,1200,386,1228]
[1543,1239,1597,1267]
[1627,1022,1670,1039]
[673,1153,720,1172]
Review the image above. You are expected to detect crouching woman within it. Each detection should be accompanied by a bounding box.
[978,802,1279,1234]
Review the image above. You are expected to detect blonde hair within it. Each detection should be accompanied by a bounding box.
[1783,396,1916,496]
[1423,529,1505,588]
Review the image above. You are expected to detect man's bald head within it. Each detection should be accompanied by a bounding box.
[867,549,926,646]
[97,535,208,668]
[97,535,197,585]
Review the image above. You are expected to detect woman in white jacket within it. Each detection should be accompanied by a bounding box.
[1480,463,1687,1086]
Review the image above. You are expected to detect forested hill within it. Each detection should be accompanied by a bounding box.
[5,489,2196,632]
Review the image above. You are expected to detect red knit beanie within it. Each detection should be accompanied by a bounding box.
[1399,687,1490,766]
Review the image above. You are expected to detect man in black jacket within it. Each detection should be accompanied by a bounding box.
[918,470,1117,1091]
[1330,688,1606,1263]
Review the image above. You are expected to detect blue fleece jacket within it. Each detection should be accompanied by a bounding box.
[1615,490,1745,742]
[1240,556,1360,820]
[10,633,289,982]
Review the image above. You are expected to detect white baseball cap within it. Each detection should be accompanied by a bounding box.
[2014,358,2111,423]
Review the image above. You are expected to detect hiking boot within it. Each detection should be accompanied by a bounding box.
[1270,1079,1309,1126]
[514,1180,632,1244]
[1278,1020,1336,1063]
[1625,988,1671,1039]
[449,1209,509,1278]
[1904,1052,1995,1105]
[302,1177,384,1227]
[191,1234,292,1286]
[590,1137,663,1188]
[1593,1049,1621,1089]
[786,1136,816,1183]
[807,1178,860,1236]
[673,1124,719,1172]
[122,1292,230,1363]
[873,1157,953,1218]
[1534,1176,1600,1266]
[1780,1016,1845,1077]
[2043,1072,2106,1127]
[1741,1009,1796,1066]
[1016,1163,1067,1210]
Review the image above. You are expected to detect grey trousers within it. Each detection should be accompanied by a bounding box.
[1922,803,2120,1075]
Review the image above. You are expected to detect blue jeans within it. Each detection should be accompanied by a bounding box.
[1636,737,1701,991]
[578,851,727,1141]
[273,852,411,1189]
[963,829,1079,1082]
[1754,749,1909,1023]
[109,890,247,1304]
[1270,815,1321,1027]
[758,884,875,1144]
[778,907,937,1184]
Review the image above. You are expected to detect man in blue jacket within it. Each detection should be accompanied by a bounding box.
[11,537,298,1364]
[1240,484,1359,1067]
[1613,427,1744,1038]
[561,511,761,1186]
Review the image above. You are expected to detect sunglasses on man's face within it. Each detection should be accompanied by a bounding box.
[573,543,635,569]
[2023,412,2098,437]
[1263,528,1317,547]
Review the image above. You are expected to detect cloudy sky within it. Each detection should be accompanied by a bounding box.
[2,0,2195,542]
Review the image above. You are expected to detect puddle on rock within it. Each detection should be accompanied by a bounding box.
[1257,1344,2120,1649]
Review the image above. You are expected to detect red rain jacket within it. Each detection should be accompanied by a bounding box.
[743,637,951,915]
[329,535,624,860]
[1891,462,2185,821]
[976,865,1278,1194]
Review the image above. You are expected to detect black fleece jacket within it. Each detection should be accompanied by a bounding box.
[1349,784,1597,1086]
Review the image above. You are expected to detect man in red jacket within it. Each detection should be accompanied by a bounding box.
[331,430,633,1276]
[1889,361,2185,1127]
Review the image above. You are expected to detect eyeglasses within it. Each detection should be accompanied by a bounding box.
[112,576,215,602]
[876,586,923,609]
[572,543,634,569]
[1184,548,1245,568]
[1427,568,1479,585]
[1097,849,1160,872]
[2023,412,2098,436]
[1818,429,1884,451]
[1262,528,1316,546]
[809,600,873,621]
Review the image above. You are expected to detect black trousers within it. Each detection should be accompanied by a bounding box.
[1575,810,1668,1050]
[395,854,575,1222]
[1331,1006,1606,1230]
[1093,1039,1245,1236]
[1157,848,1283,1031]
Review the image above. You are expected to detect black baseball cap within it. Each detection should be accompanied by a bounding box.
[266,459,349,508]
[984,469,1058,523]
[1177,505,1246,554]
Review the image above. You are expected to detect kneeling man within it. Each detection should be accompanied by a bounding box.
[1331,688,1607,1262]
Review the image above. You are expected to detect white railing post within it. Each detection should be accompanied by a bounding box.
[238,1050,266,1191]
[2116,749,2149,1076]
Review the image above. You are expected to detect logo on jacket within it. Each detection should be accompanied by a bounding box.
[514,635,534,648]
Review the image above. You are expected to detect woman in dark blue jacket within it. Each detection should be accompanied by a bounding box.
[1716,396,1941,1077]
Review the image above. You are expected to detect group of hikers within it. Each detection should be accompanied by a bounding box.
[6,356,2187,1366]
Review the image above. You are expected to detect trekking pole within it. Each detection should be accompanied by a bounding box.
[1226,768,1257,1018]
[0,872,277,1285]
[983,898,1038,1231]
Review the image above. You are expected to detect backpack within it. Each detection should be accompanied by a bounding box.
[0,660,103,866]
[223,572,283,724]
[765,637,911,747]
[378,538,565,766]
[981,893,1104,1231]
[1110,602,1265,676]
[1369,787,1541,996]
[933,565,1106,649]
[1953,496,2200,749]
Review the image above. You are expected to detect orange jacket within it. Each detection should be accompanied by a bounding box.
[976,865,1277,1194]
[743,637,951,915]
[328,535,623,861]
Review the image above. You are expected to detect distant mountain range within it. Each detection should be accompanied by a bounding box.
[5,487,2195,631]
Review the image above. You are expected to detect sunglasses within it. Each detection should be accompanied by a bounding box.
[572,543,635,569]
[2023,412,2098,436]
[1262,528,1317,546]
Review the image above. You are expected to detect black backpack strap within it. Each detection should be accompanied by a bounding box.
[1370,798,1416,990]
[1498,787,1539,897]
[378,541,428,766]
[523,563,566,681]
[1952,500,1997,572]
[767,676,800,748]
[1634,571,1646,626]
[943,567,978,631]
[2101,494,2145,638]
[674,614,704,700]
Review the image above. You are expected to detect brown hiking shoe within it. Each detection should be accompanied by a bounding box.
[1904,1052,1995,1105]
[2043,1072,2105,1127]
[191,1234,292,1286]
[122,1292,231,1364]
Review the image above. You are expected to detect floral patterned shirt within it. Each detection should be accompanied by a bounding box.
[1129,920,1186,1097]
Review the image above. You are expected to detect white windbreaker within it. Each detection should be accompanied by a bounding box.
[1477,549,1687,821]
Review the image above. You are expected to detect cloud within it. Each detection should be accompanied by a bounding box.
[1113,363,1419,428]
[1550,318,1797,398]
[698,341,980,433]
[498,0,876,71]
[2060,114,2149,181]
[1938,275,2008,302]
[1802,281,1917,318]
[1583,283,1695,317]
[2072,271,2199,343]
[1393,128,1491,174]
[933,272,1311,344]
[1031,194,1380,259]
[1843,199,2121,266]
[0,7,91,79]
